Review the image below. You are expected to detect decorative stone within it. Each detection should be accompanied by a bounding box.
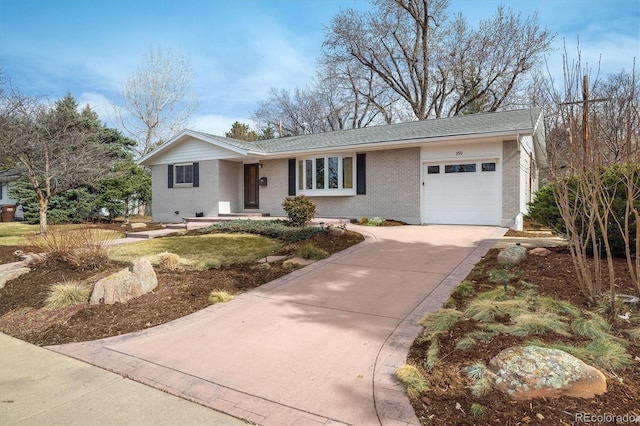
[0,267,30,289]
[487,345,607,400]
[326,226,346,237]
[130,222,147,229]
[90,258,157,305]
[497,245,527,266]
[529,247,551,257]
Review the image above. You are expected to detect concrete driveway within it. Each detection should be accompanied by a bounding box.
[49,225,506,426]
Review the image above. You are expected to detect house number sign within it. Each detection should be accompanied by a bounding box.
[456,151,463,156]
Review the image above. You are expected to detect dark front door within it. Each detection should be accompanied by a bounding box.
[244,163,259,209]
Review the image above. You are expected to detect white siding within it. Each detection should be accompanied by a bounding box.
[150,137,243,164]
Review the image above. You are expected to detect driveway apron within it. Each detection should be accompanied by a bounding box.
[49,225,506,425]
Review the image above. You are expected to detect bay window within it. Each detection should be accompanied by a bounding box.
[297,154,355,195]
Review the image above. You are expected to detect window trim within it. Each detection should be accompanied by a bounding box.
[174,163,194,186]
[296,154,357,196]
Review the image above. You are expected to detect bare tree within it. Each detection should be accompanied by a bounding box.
[323,0,554,120]
[0,92,115,233]
[539,44,640,304]
[118,47,199,156]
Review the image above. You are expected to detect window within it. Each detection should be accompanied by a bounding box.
[482,162,496,172]
[445,163,476,173]
[427,165,440,174]
[297,155,356,195]
[175,164,193,184]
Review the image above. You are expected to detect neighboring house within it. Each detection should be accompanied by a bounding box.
[0,169,24,220]
[139,108,546,229]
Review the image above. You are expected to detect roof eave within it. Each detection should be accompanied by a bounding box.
[262,129,532,157]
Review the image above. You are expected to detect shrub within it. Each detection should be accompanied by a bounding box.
[366,217,385,226]
[202,220,324,243]
[209,290,234,304]
[282,196,317,227]
[528,164,639,256]
[44,281,91,309]
[359,217,369,224]
[396,365,429,399]
[29,226,113,270]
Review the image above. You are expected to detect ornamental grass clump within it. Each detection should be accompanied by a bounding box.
[396,365,429,399]
[297,243,329,260]
[209,290,234,304]
[44,281,91,309]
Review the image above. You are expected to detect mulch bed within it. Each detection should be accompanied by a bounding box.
[0,229,364,346]
[407,247,640,425]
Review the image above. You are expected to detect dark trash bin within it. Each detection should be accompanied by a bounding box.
[1,204,16,222]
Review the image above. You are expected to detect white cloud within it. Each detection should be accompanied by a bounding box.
[190,114,255,137]
[77,92,119,125]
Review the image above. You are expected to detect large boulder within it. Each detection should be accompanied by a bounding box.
[529,247,551,257]
[497,245,527,267]
[90,258,157,305]
[0,267,30,289]
[487,345,606,400]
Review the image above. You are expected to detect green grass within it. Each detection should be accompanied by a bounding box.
[296,243,329,260]
[0,223,39,245]
[452,280,474,297]
[526,338,633,371]
[571,312,611,339]
[108,233,281,268]
[464,298,528,322]
[470,403,487,417]
[508,313,569,337]
[419,309,464,333]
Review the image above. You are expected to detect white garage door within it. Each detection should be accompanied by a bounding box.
[423,160,501,225]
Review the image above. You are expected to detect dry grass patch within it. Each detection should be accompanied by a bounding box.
[109,233,281,269]
[396,365,429,399]
[209,290,234,304]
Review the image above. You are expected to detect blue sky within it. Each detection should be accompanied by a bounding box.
[1,0,638,137]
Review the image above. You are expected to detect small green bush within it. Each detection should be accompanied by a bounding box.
[470,403,487,417]
[282,196,317,227]
[202,220,324,243]
[366,217,385,226]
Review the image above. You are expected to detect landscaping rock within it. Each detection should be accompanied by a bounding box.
[326,226,346,237]
[90,258,157,305]
[130,222,147,229]
[529,247,551,257]
[0,267,30,289]
[497,245,527,266]
[487,345,607,400]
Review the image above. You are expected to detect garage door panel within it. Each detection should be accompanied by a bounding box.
[423,160,500,226]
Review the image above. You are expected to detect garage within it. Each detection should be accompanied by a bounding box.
[422,160,501,225]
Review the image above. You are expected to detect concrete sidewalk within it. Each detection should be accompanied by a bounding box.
[0,333,246,425]
[45,225,506,426]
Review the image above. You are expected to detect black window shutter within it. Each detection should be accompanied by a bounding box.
[356,153,366,194]
[288,159,296,196]
[192,162,199,187]
[168,165,174,188]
